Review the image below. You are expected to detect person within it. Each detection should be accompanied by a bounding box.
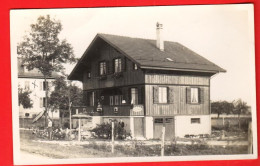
[47,117,53,140]
[119,119,125,128]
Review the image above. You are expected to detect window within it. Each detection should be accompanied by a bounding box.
[114,95,119,105]
[99,62,107,75]
[191,118,200,124]
[25,81,30,90]
[87,72,91,78]
[133,63,138,70]
[43,81,48,91]
[25,113,30,117]
[89,92,95,106]
[158,87,167,103]
[154,118,163,123]
[40,97,46,108]
[131,88,138,104]
[191,88,199,103]
[109,96,113,106]
[114,58,122,73]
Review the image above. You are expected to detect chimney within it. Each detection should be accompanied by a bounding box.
[156,22,164,51]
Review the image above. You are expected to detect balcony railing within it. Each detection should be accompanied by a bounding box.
[84,105,144,116]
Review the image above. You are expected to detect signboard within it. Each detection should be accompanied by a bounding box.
[132,105,143,113]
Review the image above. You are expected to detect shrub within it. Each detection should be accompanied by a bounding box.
[90,122,130,139]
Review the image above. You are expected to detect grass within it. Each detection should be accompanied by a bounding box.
[20,130,249,159]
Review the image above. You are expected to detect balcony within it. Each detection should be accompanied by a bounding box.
[85,105,144,116]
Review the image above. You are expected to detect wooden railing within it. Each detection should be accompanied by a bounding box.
[85,105,144,116]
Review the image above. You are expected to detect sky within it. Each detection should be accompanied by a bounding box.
[10,4,255,105]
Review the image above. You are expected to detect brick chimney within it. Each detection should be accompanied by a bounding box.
[156,22,164,51]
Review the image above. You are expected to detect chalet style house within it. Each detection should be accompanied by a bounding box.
[68,23,225,139]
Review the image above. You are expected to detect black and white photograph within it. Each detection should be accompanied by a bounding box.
[11,4,257,165]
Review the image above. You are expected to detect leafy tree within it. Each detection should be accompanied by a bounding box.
[49,76,83,127]
[17,15,76,126]
[18,87,33,109]
[233,99,250,129]
[211,101,234,118]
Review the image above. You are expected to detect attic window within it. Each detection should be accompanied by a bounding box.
[166,58,174,62]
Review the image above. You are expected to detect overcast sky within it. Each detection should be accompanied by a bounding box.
[10,4,255,105]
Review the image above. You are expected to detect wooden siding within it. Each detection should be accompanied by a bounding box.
[145,85,209,116]
[83,42,145,90]
[145,74,210,86]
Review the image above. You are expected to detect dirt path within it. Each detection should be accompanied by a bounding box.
[20,150,51,159]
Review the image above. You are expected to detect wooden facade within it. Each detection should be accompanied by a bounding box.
[81,40,212,117]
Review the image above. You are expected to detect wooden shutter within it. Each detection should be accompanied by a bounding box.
[153,86,159,104]
[168,87,174,103]
[40,97,43,108]
[112,59,115,73]
[138,86,144,104]
[121,57,127,72]
[199,88,204,104]
[106,61,110,74]
[186,87,191,104]
[128,88,132,104]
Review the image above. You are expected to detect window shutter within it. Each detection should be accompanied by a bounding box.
[40,97,43,108]
[128,88,131,104]
[138,86,144,104]
[199,88,204,104]
[168,87,174,103]
[122,57,126,72]
[112,59,115,73]
[186,87,191,104]
[153,86,159,104]
[106,61,110,74]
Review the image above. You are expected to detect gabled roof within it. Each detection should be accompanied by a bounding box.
[69,33,226,81]
[18,58,59,79]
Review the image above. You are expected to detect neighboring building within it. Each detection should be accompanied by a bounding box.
[68,23,225,139]
[18,58,60,119]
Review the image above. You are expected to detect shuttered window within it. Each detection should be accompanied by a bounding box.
[186,87,204,104]
[191,88,199,103]
[99,62,107,76]
[43,81,48,91]
[158,87,167,103]
[114,58,122,73]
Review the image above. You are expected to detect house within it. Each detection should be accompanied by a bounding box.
[18,58,60,120]
[68,23,225,139]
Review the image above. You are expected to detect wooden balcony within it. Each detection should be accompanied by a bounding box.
[84,105,144,116]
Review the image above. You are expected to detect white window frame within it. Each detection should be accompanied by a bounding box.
[191,88,199,104]
[99,61,107,76]
[158,87,167,103]
[114,58,122,73]
[131,88,138,105]
[109,96,113,106]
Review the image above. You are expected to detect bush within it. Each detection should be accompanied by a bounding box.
[90,122,130,139]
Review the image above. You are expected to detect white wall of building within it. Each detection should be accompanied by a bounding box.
[174,115,211,138]
[18,78,59,119]
[144,116,153,139]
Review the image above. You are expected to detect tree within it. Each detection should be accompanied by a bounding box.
[211,101,234,118]
[18,87,33,109]
[17,15,76,126]
[49,76,83,127]
[233,99,250,129]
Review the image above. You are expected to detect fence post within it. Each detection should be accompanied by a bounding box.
[161,126,165,156]
[78,119,81,141]
[112,121,115,154]
[248,122,253,154]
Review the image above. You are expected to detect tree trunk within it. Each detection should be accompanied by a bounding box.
[44,75,49,127]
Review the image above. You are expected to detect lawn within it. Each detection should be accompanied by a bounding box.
[20,129,249,159]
